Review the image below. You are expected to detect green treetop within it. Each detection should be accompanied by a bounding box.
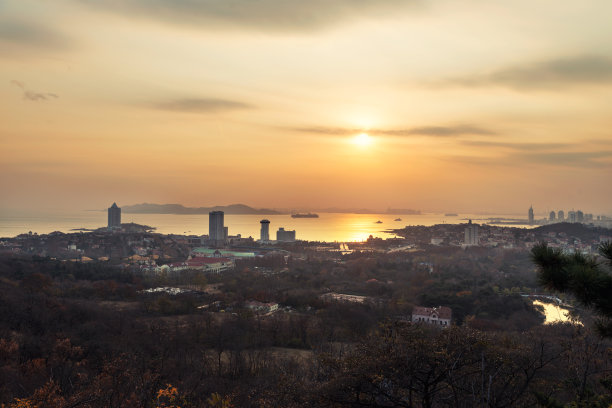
[531,241,612,337]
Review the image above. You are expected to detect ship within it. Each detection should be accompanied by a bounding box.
[375,220,383,224]
[394,218,402,221]
[291,213,319,218]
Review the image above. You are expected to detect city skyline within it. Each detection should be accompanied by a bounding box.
[1,1,612,215]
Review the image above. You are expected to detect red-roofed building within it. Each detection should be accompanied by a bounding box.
[160,256,234,274]
[412,306,452,327]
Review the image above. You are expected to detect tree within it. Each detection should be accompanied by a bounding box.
[531,241,612,336]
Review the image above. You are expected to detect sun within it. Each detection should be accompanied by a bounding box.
[352,132,372,147]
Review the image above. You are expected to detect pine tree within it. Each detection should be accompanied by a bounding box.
[531,241,612,336]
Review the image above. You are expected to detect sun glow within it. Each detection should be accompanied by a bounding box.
[353,133,372,147]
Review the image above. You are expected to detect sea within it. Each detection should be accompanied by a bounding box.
[0,210,531,242]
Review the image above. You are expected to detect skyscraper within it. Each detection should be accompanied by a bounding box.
[107,202,121,229]
[549,211,556,222]
[464,220,479,246]
[558,210,564,221]
[576,210,584,223]
[260,219,270,242]
[528,206,534,225]
[209,211,225,247]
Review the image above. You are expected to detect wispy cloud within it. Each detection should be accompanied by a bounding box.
[152,98,253,113]
[451,55,612,90]
[291,124,497,138]
[517,151,612,168]
[461,140,572,151]
[76,0,421,32]
[0,19,72,50]
[446,149,612,169]
[11,80,59,101]
[382,125,496,137]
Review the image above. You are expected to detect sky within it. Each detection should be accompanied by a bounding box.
[1,0,611,215]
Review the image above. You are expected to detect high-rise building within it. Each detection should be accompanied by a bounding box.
[464,220,479,246]
[576,210,584,223]
[260,219,270,242]
[209,211,225,247]
[107,202,121,229]
[549,211,556,222]
[277,227,296,242]
[528,206,534,225]
[568,211,576,223]
[558,210,564,221]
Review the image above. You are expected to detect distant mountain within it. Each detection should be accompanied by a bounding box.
[122,203,284,215]
[317,207,378,214]
[314,207,422,214]
[385,208,422,215]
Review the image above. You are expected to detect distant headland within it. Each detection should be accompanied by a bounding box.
[120,203,424,216]
[122,203,284,215]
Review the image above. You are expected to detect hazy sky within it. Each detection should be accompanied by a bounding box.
[1,0,611,214]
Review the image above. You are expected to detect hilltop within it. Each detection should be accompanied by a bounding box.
[533,222,611,241]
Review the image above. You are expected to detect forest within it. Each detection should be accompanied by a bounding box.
[0,246,610,407]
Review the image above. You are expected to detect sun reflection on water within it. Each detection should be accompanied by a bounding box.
[533,300,580,325]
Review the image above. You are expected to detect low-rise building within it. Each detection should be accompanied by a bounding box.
[412,305,452,327]
[244,300,279,313]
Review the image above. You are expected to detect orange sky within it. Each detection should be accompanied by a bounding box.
[1,0,611,214]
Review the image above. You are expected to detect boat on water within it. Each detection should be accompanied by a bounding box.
[291,213,319,218]
[445,213,458,216]
[375,220,383,224]
[394,218,402,221]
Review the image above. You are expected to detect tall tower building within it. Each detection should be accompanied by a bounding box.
[260,219,270,242]
[576,210,584,223]
[528,206,534,225]
[558,210,564,221]
[107,202,121,229]
[549,211,556,222]
[464,220,479,246]
[209,211,225,247]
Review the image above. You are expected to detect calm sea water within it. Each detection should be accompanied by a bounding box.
[0,210,529,242]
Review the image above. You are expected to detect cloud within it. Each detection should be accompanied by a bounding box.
[0,19,72,50]
[461,140,572,151]
[290,127,357,136]
[291,124,497,138]
[517,151,612,168]
[152,98,253,113]
[446,149,612,169]
[11,80,59,101]
[452,55,612,90]
[76,0,421,32]
[382,125,496,137]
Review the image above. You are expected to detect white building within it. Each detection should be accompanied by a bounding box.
[244,300,279,313]
[160,256,234,274]
[412,306,452,327]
